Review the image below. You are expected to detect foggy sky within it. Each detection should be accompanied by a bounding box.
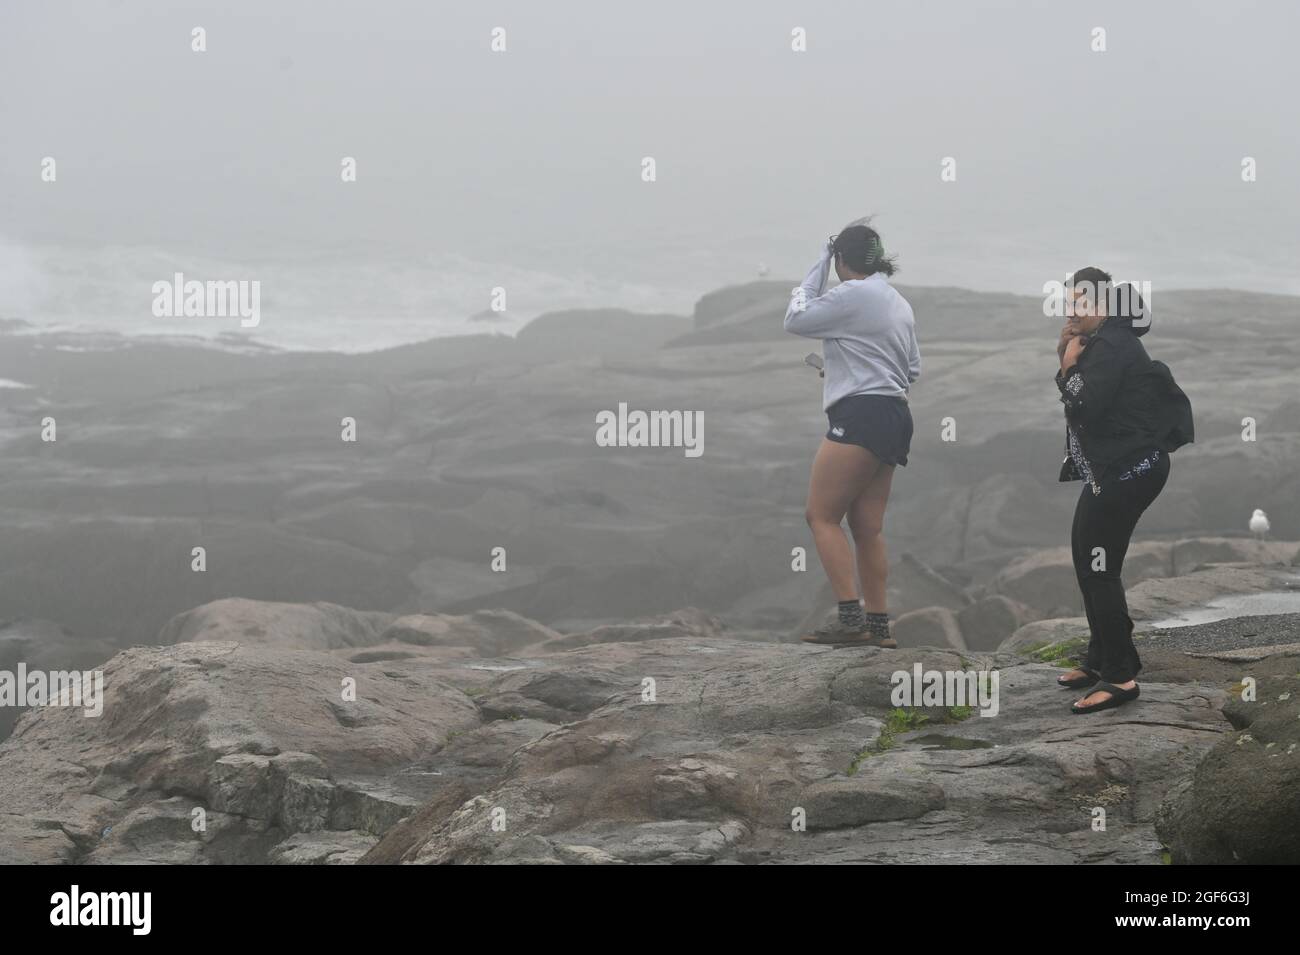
[3,0,1298,302]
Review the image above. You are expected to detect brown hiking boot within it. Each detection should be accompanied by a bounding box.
[801,615,896,647]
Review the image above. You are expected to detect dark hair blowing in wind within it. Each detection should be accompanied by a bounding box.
[833,223,898,277]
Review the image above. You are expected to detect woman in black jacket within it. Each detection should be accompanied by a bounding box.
[1053,268,1193,714]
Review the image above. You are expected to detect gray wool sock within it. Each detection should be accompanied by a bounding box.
[838,600,865,629]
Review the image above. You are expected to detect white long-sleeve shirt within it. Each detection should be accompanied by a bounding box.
[783,247,921,411]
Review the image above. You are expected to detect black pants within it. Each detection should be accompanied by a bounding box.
[1070,453,1169,684]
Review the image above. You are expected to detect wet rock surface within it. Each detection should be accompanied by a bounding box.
[365,638,1230,864]
[4,598,1298,864]
[5,572,1300,864]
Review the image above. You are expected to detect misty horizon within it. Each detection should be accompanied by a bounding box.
[3,0,1299,352]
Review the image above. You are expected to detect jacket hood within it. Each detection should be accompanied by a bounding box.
[1110,283,1151,338]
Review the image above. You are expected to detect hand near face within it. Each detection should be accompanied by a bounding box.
[1057,322,1079,360]
[1061,332,1087,370]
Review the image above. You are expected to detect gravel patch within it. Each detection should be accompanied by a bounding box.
[1136,612,1300,654]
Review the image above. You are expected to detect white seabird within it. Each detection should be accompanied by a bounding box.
[1249,508,1270,540]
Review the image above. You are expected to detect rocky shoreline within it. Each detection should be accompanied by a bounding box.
[2,574,1295,864]
[4,285,1299,864]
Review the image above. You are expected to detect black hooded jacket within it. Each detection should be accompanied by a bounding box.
[1055,312,1194,485]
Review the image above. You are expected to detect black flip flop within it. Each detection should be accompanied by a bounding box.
[1057,668,1099,689]
[1071,681,1139,715]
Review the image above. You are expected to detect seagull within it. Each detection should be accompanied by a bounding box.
[757,262,770,278]
[1249,508,1270,540]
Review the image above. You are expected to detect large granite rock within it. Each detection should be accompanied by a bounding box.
[991,543,1172,616]
[995,561,1297,654]
[1170,537,1297,575]
[1126,565,1295,622]
[0,593,1275,866]
[893,607,967,650]
[1156,674,1300,863]
[362,639,1228,864]
[0,641,481,864]
[159,598,394,650]
[958,595,1038,651]
[1000,617,1091,654]
[379,609,560,655]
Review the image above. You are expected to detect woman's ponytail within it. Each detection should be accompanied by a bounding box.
[832,222,898,277]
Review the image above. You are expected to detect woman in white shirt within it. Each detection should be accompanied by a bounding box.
[784,223,920,646]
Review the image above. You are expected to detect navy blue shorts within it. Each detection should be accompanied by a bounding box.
[826,394,913,466]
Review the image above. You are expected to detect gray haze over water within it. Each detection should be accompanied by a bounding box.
[2,0,1298,350]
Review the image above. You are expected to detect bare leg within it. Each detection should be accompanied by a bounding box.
[805,439,882,602]
[847,462,895,614]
